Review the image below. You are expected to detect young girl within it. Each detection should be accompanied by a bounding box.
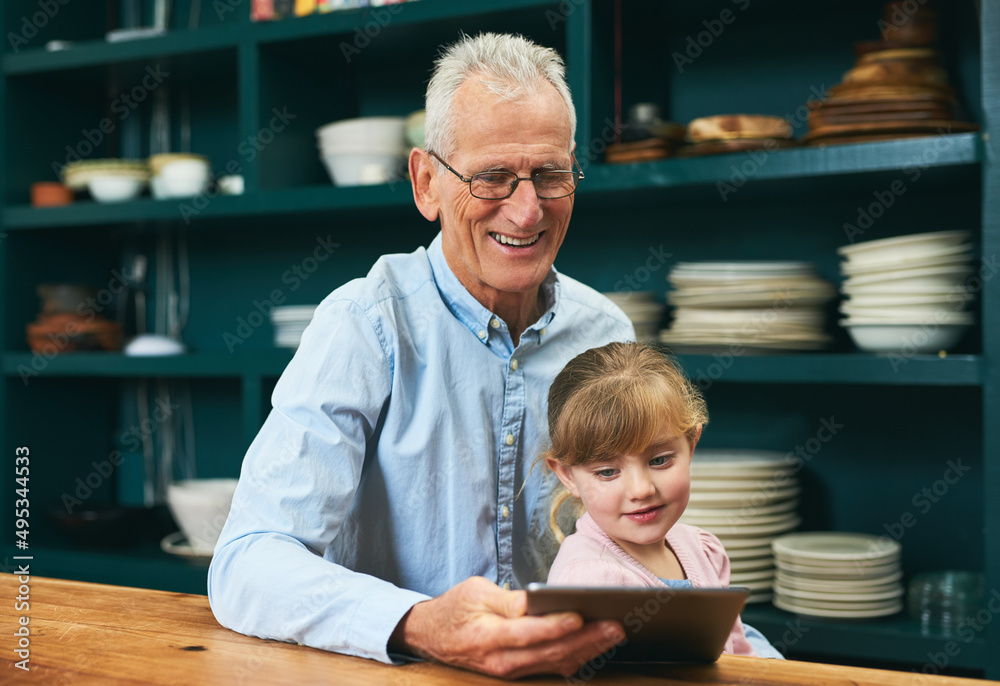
[542,341,776,658]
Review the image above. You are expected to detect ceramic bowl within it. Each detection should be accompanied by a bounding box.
[320,151,407,186]
[154,159,210,198]
[841,321,970,353]
[88,174,146,202]
[166,478,239,553]
[315,116,406,148]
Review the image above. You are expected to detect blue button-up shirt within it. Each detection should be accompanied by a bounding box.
[209,233,635,663]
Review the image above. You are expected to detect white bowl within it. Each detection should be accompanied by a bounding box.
[154,158,210,198]
[316,116,406,147]
[88,175,146,202]
[841,322,970,353]
[320,151,407,186]
[166,478,239,553]
[840,303,971,318]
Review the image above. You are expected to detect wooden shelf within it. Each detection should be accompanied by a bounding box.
[2,351,294,378]
[2,135,981,230]
[742,604,988,672]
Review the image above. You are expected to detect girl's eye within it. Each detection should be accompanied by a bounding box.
[595,468,617,479]
[650,454,673,467]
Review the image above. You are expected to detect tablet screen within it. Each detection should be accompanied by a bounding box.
[525,584,750,663]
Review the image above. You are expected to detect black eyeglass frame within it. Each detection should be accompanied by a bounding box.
[427,150,584,200]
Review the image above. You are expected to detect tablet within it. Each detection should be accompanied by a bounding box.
[525,584,750,663]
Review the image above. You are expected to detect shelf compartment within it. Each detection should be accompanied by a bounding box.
[673,353,982,387]
[582,134,982,195]
[3,133,982,229]
[252,0,559,45]
[4,25,244,75]
[3,544,210,596]
[742,604,988,672]
[1,183,418,229]
[2,350,981,386]
[2,350,294,378]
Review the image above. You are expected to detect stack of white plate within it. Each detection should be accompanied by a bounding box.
[271,305,318,348]
[680,449,802,603]
[838,231,975,353]
[772,532,904,618]
[659,262,836,353]
[602,291,664,342]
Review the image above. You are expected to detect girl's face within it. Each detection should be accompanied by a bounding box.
[547,422,699,560]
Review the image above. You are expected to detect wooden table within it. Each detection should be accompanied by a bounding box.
[1,575,994,685]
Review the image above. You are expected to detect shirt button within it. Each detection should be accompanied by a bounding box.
[490,318,501,329]
[510,359,518,371]
[502,505,510,518]
[477,329,487,340]
[502,582,511,590]
[505,433,514,446]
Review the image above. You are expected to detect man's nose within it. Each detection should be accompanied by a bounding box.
[504,178,544,228]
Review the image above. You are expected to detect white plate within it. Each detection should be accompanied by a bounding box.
[682,510,800,527]
[772,532,901,562]
[685,500,800,521]
[773,595,903,618]
[688,485,801,506]
[161,531,213,563]
[839,248,973,276]
[730,568,775,583]
[693,449,794,468]
[691,477,801,493]
[836,230,969,258]
[270,305,319,322]
[775,570,903,592]
[731,556,776,572]
[774,559,900,579]
[716,533,783,549]
[842,264,975,287]
[726,546,774,560]
[844,292,972,307]
[774,583,903,602]
[697,517,800,538]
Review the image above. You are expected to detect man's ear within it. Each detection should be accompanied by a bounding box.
[546,457,580,498]
[410,148,440,222]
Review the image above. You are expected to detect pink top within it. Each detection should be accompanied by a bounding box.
[546,512,757,657]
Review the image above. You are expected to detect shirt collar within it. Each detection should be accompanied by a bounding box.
[426,232,560,346]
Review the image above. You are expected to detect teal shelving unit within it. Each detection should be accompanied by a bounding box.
[1,0,996,678]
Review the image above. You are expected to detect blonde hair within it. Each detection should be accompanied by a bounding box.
[543,342,708,542]
[424,32,576,159]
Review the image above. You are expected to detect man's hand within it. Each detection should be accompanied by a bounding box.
[390,576,626,679]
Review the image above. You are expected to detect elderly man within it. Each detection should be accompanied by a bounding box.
[209,33,634,678]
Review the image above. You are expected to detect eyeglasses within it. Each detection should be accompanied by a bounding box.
[428,151,584,200]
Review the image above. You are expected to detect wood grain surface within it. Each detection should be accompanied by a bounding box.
[1,575,994,685]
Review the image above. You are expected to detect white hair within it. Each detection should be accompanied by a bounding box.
[424,32,576,159]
